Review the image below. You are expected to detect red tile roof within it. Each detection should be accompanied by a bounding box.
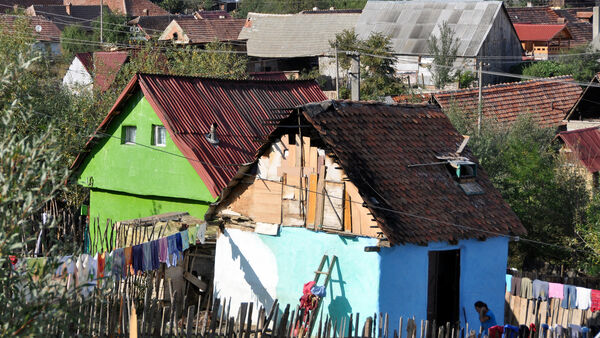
[558,126,600,173]
[513,23,570,41]
[174,17,246,43]
[75,52,93,73]
[507,7,560,24]
[507,7,592,46]
[433,76,582,129]
[0,0,62,12]
[249,71,288,81]
[0,14,61,41]
[554,8,593,46]
[66,0,168,16]
[72,74,327,198]
[284,101,525,244]
[194,10,230,19]
[93,51,129,92]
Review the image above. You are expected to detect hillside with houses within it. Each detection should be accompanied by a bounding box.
[4,0,600,336]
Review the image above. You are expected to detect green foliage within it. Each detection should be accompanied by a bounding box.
[457,70,477,88]
[331,29,405,100]
[91,8,130,46]
[448,107,591,270]
[428,21,459,89]
[298,67,328,88]
[61,25,98,59]
[520,45,600,82]
[235,0,367,18]
[156,0,185,13]
[168,41,249,79]
[576,194,600,274]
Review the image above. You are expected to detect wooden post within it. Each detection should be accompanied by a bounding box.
[477,60,483,136]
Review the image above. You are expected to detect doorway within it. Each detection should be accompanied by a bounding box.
[427,249,460,324]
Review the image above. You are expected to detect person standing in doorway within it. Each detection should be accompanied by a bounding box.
[474,301,497,338]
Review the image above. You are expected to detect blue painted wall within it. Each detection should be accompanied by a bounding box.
[260,227,381,325]
[378,236,509,337]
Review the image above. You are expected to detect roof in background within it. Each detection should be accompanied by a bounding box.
[249,71,288,81]
[506,6,592,46]
[558,127,600,173]
[239,11,361,57]
[0,0,62,12]
[75,52,93,73]
[0,14,61,41]
[285,101,525,244]
[71,73,327,198]
[513,23,570,41]
[66,0,168,17]
[194,10,230,19]
[93,51,129,92]
[433,76,582,128]
[355,1,504,57]
[170,17,246,43]
[26,4,104,30]
[128,14,193,37]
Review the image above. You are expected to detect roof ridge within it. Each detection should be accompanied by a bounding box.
[135,72,321,84]
[435,75,575,96]
[559,126,600,135]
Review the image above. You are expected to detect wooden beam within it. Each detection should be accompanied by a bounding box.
[183,271,207,292]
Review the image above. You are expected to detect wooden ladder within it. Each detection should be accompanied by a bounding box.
[304,255,337,337]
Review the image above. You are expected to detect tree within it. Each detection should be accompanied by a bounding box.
[91,8,129,46]
[519,45,600,82]
[447,107,591,271]
[168,41,248,79]
[428,21,459,89]
[61,25,98,59]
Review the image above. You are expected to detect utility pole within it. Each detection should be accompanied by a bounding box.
[477,60,483,136]
[349,52,360,101]
[335,44,340,99]
[100,0,103,44]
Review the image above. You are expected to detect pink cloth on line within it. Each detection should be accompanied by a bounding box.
[549,282,564,299]
[158,237,168,263]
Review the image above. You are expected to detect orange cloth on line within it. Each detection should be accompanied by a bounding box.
[124,247,133,275]
[98,253,105,278]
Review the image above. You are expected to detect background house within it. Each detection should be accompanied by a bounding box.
[513,24,572,60]
[64,0,168,17]
[433,76,582,130]
[557,127,600,191]
[25,3,105,32]
[209,100,525,331]
[238,9,361,86]
[355,1,523,87]
[0,14,61,55]
[71,73,326,251]
[63,52,93,92]
[158,17,246,46]
[564,73,600,131]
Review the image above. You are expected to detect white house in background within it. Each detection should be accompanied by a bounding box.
[63,52,93,94]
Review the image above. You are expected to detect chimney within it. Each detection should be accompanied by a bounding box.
[527,2,532,6]
[557,17,565,24]
[205,123,219,145]
[142,8,148,15]
[594,6,599,40]
[66,2,71,15]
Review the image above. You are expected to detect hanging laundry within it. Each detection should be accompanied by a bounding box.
[98,253,105,279]
[532,279,549,301]
[562,285,577,309]
[167,234,181,268]
[151,240,160,270]
[158,237,168,263]
[142,242,153,272]
[549,282,564,299]
[591,290,600,312]
[506,274,512,293]
[112,248,124,280]
[188,226,198,245]
[512,276,521,296]
[197,223,207,244]
[77,254,97,298]
[181,230,190,252]
[105,251,113,279]
[55,256,75,277]
[521,277,533,299]
[132,244,143,274]
[124,246,133,275]
[576,287,591,310]
[176,232,183,255]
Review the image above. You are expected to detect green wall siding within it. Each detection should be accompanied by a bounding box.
[77,91,215,202]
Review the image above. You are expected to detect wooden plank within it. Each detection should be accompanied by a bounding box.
[322,181,345,230]
[296,134,302,167]
[314,168,327,227]
[307,173,318,226]
[183,271,207,291]
[344,186,352,233]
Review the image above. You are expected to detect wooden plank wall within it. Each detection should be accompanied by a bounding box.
[222,134,379,238]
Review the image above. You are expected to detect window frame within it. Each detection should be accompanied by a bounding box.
[152,125,166,147]
[122,126,136,145]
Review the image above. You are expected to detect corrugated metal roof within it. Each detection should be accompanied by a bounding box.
[249,100,526,245]
[558,126,600,173]
[72,74,327,198]
[239,11,361,58]
[355,0,504,57]
[513,23,570,41]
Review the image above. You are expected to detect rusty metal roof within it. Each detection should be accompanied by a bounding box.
[294,100,526,245]
[558,126,600,173]
[71,73,326,198]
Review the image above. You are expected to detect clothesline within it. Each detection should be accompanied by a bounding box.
[11,223,208,297]
[506,274,600,312]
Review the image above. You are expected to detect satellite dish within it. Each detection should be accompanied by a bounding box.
[35,25,42,32]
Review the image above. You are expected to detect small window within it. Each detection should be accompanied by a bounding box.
[153,125,166,146]
[122,126,136,144]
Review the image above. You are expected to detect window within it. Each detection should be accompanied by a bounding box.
[153,125,166,146]
[122,126,136,144]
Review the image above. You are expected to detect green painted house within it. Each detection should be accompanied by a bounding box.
[71,73,326,246]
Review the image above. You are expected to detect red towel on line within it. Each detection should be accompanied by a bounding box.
[590,289,600,312]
